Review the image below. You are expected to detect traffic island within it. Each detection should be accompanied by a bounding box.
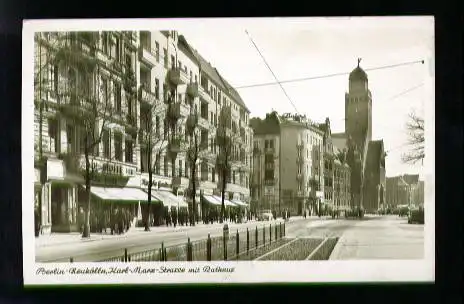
[254,237,339,261]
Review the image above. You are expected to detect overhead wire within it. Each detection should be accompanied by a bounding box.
[244,30,300,115]
[235,60,425,90]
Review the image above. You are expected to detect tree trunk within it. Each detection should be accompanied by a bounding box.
[191,165,196,226]
[145,138,152,231]
[220,170,226,223]
[82,146,91,238]
[145,169,152,231]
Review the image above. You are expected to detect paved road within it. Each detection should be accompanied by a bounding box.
[36,215,422,262]
[329,215,424,260]
[36,218,307,262]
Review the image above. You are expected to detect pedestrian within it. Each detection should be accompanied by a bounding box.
[172,207,177,228]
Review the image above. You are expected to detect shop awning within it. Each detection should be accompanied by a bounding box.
[152,190,188,208]
[212,195,236,207]
[232,200,248,207]
[203,195,221,206]
[90,186,160,203]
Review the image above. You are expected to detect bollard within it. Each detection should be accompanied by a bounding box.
[246,228,250,253]
[164,247,167,261]
[207,233,212,261]
[263,225,266,246]
[275,224,278,241]
[255,226,258,248]
[236,230,240,260]
[70,257,73,263]
[223,224,229,261]
[284,222,286,236]
[160,242,165,262]
[187,237,193,261]
[124,248,128,262]
[270,224,272,243]
[280,222,282,238]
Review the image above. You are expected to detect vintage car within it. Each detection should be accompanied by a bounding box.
[408,207,424,224]
[257,209,273,221]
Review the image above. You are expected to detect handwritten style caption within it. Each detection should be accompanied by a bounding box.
[36,265,235,276]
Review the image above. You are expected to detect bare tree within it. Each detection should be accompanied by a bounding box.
[184,110,211,226]
[49,32,117,238]
[402,111,425,164]
[138,84,168,231]
[215,105,242,223]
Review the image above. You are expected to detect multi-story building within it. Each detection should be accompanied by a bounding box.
[385,176,410,208]
[33,30,253,234]
[250,112,281,214]
[250,112,324,216]
[318,118,351,214]
[386,174,423,209]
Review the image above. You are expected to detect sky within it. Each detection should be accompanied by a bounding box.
[176,17,434,178]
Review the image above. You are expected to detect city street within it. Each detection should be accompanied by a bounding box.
[35,215,424,262]
[35,217,305,262]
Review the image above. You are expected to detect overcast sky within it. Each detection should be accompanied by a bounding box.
[176,17,434,178]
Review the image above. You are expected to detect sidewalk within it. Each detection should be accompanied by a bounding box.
[329,216,424,260]
[35,217,304,248]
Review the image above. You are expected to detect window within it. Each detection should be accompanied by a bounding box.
[155,41,160,62]
[270,139,274,149]
[155,116,160,137]
[163,48,168,68]
[171,55,175,69]
[114,132,122,162]
[102,32,109,55]
[164,156,169,176]
[125,139,133,163]
[178,160,183,177]
[265,140,269,149]
[101,77,109,105]
[190,71,192,82]
[114,83,122,114]
[155,153,161,175]
[103,130,110,159]
[194,74,198,83]
[48,118,59,153]
[212,168,216,182]
[155,78,159,99]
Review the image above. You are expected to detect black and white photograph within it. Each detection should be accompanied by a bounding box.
[22,17,435,285]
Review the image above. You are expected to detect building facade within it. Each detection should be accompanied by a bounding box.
[250,112,324,216]
[34,30,253,234]
[318,118,351,214]
[250,112,281,215]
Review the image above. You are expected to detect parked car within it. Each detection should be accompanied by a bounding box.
[408,207,424,224]
[258,210,273,221]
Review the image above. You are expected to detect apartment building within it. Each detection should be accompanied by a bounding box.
[33,30,252,234]
[250,112,281,214]
[318,118,351,213]
[250,112,324,216]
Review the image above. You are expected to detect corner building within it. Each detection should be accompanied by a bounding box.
[33,31,253,235]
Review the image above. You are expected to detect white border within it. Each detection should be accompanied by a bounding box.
[22,17,435,285]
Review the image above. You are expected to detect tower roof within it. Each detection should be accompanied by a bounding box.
[349,66,368,81]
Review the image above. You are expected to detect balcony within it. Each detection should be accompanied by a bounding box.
[297,143,304,150]
[168,102,189,119]
[186,82,199,98]
[186,113,199,135]
[172,176,189,188]
[138,45,157,67]
[139,86,158,104]
[264,178,276,186]
[198,116,209,130]
[265,147,275,154]
[168,68,188,86]
[199,85,213,102]
[297,172,303,180]
[168,137,182,154]
[200,141,209,151]
[297,190,304,197]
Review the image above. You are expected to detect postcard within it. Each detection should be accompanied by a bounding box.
[22,17,435,285]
